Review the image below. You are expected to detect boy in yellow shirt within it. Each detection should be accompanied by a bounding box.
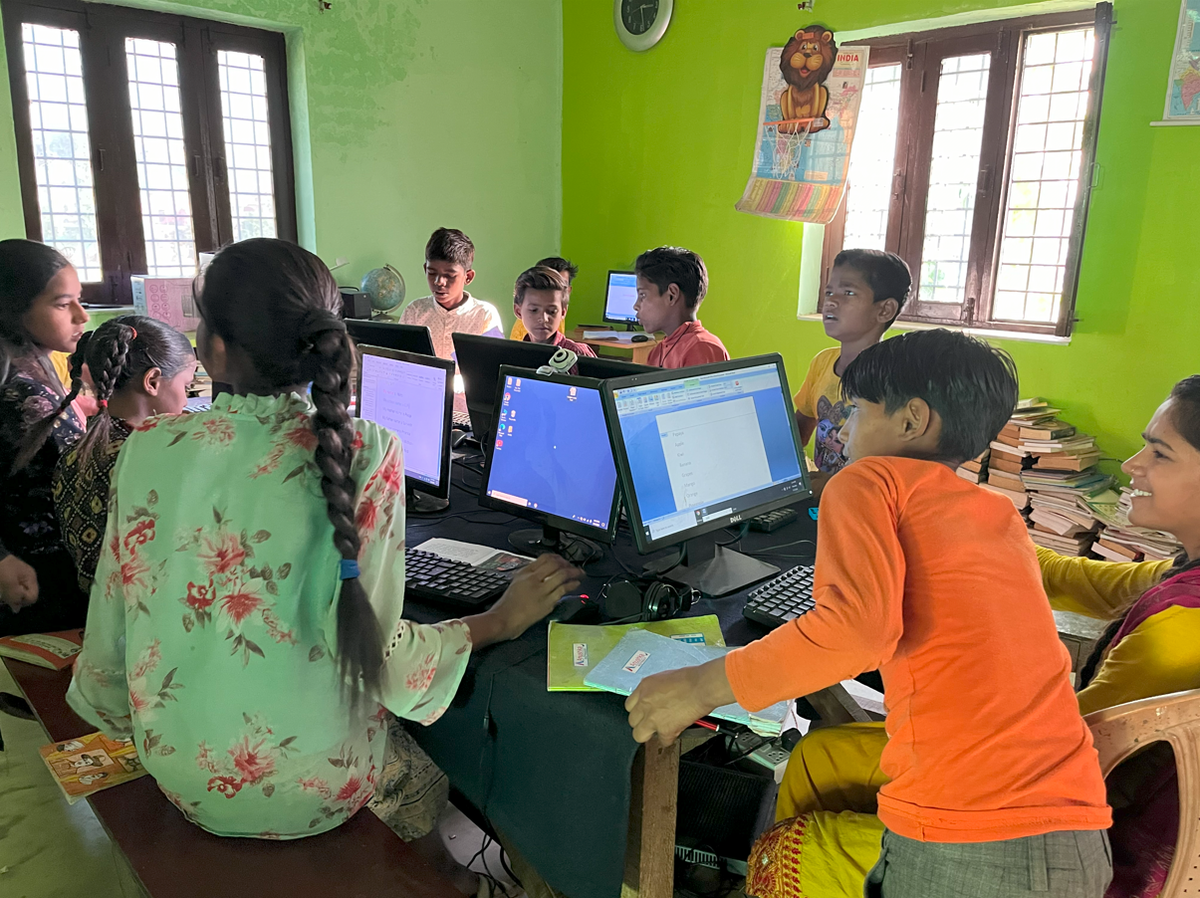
[794,249,910,494]
[510,257,576,341]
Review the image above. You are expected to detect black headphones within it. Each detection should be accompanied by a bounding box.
[600,577,698,623]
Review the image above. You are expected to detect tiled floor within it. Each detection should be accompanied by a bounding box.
[0,661,521,897]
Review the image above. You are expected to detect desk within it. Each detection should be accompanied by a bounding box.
[404,462,818,898]
[569,327,659,365]
[3,657,459,898]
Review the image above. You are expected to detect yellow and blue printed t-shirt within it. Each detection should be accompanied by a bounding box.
[793,347,849,474]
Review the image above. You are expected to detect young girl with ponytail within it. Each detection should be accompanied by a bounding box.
[66,239,579,893]
[0,239,89,636]
[745,376,1200,898]
[54,315,196,591]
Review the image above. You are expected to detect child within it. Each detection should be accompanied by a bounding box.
[400,227,502,360]
[510,256,577,341]
[512,265,595,362]
[53,315,196,592]
[625,329,1112,897]
[66,239,580,893]
[794,249,910,490]
[0,239,89,636]
[633,246,729,369]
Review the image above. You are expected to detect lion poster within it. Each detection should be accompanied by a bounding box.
[737,26,869,223]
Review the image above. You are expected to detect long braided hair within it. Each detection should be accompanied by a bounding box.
[196,239,383,700]
[1078,375,1200,688]
[69,315,194,466]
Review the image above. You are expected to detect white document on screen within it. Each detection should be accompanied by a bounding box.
[656,396,772,510]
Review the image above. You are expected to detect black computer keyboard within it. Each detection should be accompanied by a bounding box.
[748,507,798,532]
[742,564,816,628]
[452,410,472,430]
[404,549,509,610]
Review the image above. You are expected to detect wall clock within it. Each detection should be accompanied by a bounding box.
[614,0,673,52]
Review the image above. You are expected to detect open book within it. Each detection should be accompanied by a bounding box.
[583,629,790,737]
[0,629,83,670]
[39,731,148,805]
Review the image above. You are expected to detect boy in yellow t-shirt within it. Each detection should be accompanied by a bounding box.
[794,249,910,494]
[510,256,576,341]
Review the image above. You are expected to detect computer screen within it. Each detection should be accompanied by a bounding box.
[357,347,454,497]
[346,320,435,357]
[481,369,620,540]
[604,356,810,552]
[452,333,556,441]
[603,270,639,324]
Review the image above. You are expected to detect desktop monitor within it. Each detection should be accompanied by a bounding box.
[603,270,639,326]
[452,333,557,441]
[346,319,435,357]
[574,355,655,380]
[356,346,455,514]
[601,355,812,595]
[480,366,620,563]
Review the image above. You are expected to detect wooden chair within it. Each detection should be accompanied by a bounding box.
[1085,688,1200,898]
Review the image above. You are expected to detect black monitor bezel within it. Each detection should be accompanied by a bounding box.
[355,345,455,501]
[602,269,639,325]
[452,333,557,441]
[574,355,656,380]
[600,353,812,554]
[346,320,435,357]
[478,365,621,546]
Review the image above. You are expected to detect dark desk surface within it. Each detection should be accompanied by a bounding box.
[4,657,459,898]
[404,459,818,898]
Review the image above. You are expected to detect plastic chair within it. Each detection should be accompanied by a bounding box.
[1085,688,1200,898]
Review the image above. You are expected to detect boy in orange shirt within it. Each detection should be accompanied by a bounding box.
[625,329,1111,897]
[633,246,730,369]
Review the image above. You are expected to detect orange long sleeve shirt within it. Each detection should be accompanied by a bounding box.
[726,457,1111,843]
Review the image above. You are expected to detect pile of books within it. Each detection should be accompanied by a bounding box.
[956,449,989,484]
[981,400,1051,511]
[1090,488,1182,562]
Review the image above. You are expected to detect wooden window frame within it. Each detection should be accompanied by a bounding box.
[2,0,296,305]
[821,5,1112,337]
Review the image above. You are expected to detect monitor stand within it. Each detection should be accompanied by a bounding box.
[509,524,602,566]
[647,540,779,598]
[407,488,449,516]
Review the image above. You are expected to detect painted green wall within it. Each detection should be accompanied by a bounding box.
[0,0,563,326]
[562,0,1200,464]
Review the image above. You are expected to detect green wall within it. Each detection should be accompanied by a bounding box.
[0,0,563,326]
[562,0,1200,464]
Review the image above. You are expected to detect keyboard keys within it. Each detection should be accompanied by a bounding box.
[742,564,816,629]
[404,549,509,610]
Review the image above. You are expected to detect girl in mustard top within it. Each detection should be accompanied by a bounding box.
[749,375,1200,898]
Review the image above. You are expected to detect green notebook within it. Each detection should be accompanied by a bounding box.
[546,615,725,691]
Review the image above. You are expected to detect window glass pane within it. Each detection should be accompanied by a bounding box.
[918,53,992,305]
[218,51,277,240]
[842,63,903,251]
[994,27,1095,324]
[125,38,197,278]
[21,24,102,281]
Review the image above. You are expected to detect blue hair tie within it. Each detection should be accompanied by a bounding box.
[339,559,360,580]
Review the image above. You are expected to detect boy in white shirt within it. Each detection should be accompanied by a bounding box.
[400,227,502,359]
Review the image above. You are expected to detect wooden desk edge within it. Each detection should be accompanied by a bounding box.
[621,738,680,898]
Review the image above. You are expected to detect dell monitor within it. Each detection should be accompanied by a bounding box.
[452,333,557,442]
[356,346,455,514]
[603,270,639,328]
[480,366,620,565]
[346,319,435,357]
[574,355,655,380]
[602,355,812,595]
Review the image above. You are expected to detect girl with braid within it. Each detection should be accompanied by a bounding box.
[745,377,1200,898]
[66,239,580,895]
[54,316,196,592]
[0,239,89,637]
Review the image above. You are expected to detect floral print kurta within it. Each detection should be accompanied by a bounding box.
[67,392,472,839]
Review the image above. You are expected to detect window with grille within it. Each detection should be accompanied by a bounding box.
[820,6,1111,336]
[2,0,296,304]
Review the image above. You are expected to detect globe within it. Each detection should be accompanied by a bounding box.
[360,265,406,319]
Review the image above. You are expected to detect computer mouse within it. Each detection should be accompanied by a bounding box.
[548,595,601,624]
[631,334,650,343]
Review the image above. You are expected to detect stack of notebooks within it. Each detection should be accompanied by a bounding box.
[982,399,1054,511]
[956,449,990,484]
[1090,488,1182,562]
